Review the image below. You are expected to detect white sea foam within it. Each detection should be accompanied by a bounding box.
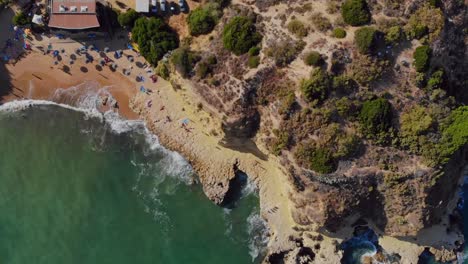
[247,211,269,262]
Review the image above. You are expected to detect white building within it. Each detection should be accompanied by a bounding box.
[135,0,149,13]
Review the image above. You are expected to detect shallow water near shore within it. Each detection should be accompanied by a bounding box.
[0,103,267,264]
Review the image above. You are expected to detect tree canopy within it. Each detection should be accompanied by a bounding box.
[413,45,431,72]
[222,16,262,55]
[341,0,371,26]
[12,11,30,26]
[300,68,330,104]
[354,27,377,54]
[131,17,179,66]
[118,9,139,28]
[187,7,216,36]
[359,98,393,137]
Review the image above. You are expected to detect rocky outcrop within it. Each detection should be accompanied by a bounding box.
[289,144,468,251]
[221,103,260,139]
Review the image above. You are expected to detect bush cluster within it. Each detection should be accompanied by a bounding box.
[295,144,336,174]
[354,27,377,54]
[333,28,347,38]
[12,11,30,26]
[341,0,371,26]
[300,68,330,104]
[427,69,444,90]
[222,16,262,55]
[171,47,200,77]
[187,6,220,36]
[248,56,260,68]
[413,45,431,72]
[303,51,323,66]
[439,106,468,160]
[399,105,433,152]
[359,98,393,138]
[404,4,444,42]
[287,19,308,38]
[118,9,138,28]
[385,26,403,44]
[132,17,179,66]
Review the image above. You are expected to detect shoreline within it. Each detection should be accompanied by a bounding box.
[1,38,464,263]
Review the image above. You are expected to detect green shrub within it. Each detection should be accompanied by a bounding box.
[170,47,200,77]
[287,19,308,37]
[341,0,371,26]
[385,26,403,44]
[439,106,468,159]
[335,97,356,118]
[304,51,323,66]
[311,12,332,32]
[248,56,260,68]
[248,46,261,56]
[399,105,433,152]
[132,17,179,66]
[332,75,357,94]
[278,91,296,116]
[335,134,361,159]
[295,144,336,174]
[354,27,377,54]
[333,28,347,38]
[271,130,291,156]
[222,16,262,55]
[206,55,217,65]
[12,11,30,26]
[196,61,210,78]
[300,68,330,104]
[427,69,444,90]
[156,62,170,80]
[117,9,138,28]
[413,45,431,72]
[359,98,393,137]
[187,7,216,36]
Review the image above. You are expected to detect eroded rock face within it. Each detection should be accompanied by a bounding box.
[290,145,468,239]
[221,103,260,139]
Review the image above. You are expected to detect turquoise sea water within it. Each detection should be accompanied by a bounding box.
[0,103,267,264]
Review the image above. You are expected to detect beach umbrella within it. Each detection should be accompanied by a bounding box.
[99,59,106,66]
[111,63,117,69]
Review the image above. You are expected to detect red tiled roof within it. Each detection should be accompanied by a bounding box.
[49,0,99,29]
[48,14,99,29]
[52,0,96,13]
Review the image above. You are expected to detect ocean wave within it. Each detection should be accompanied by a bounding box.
[247,211,269,262]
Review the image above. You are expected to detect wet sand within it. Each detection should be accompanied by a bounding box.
[2,50,141,120]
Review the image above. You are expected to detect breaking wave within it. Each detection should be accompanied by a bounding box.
[0,82,269,262]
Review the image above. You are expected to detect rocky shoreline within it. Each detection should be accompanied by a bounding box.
[129,75,467,263]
